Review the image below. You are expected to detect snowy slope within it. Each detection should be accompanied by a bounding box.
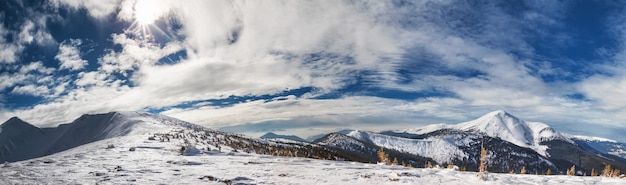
[0,117,47,161]
[570,135,626,159]
[0,111,199,162]
[1,124,624,184]
[347,130,468,163]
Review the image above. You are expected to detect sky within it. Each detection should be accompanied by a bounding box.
[1,0,626,142]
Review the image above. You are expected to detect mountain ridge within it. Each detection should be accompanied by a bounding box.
[0,111,196,162]
[260,132,308,142]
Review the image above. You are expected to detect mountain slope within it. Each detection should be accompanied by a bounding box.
[346,130,467,164]
[0,111,369,166]
[570,135,626,160]
[336,128,556,173]
[0,117,48,162]
[402,110,571,157]
[0,111,201,162]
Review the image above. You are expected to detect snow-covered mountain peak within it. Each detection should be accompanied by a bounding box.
[402,123,449,135]
[401,111,572,157]
[0,117,42,136]
[568,134,618,143]
[455,110,534,147]
[526,122,572,144]
[2,117,37,129]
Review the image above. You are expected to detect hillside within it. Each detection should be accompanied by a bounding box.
[1,121,624,184]
[1,111,625,184]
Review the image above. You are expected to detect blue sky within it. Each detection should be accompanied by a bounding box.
[2,0,626,142]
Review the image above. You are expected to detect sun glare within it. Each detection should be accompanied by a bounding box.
[135,0,160,25]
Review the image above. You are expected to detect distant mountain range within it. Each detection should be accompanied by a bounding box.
[2,110,626,175]
[313,110,626,174]
[260,132,308,142]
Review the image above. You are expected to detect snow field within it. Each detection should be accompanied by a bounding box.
[1,128,624,185]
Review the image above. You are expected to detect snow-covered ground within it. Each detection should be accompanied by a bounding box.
[1,129,623,185]
[347,130,468,164]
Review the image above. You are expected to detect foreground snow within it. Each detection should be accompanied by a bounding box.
[1,130,623,185]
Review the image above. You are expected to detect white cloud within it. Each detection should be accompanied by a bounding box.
[575,10,626,115]
[75,71,109,87]
[0,72,33,92]
[0,22,24,64]
[18,19,55,46]
[20,61,55,74]
[0,11,56,64]
[56,39,88,71]
[11,85,51,96]
[579,74,626,111]
[54,0,121,19]
[165,0,402,86]
[98,34,183,74]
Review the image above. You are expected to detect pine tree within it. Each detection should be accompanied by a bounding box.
[602,164,612,177]
[477,142,488,181]
[479,142,488,172]
[567,165,575,176]
[591,168,597,176]
[392,157,398,165]
[546,169,552,176]
[377,147,388,165]
[610,169,620,177]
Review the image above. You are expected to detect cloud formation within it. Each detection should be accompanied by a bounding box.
[56,39,88,71]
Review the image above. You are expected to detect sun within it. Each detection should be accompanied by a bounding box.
[135,0,161,25]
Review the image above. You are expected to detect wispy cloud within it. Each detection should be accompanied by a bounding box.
[56,39,88,71]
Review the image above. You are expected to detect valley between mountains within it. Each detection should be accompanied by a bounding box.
[1,111,625,184]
